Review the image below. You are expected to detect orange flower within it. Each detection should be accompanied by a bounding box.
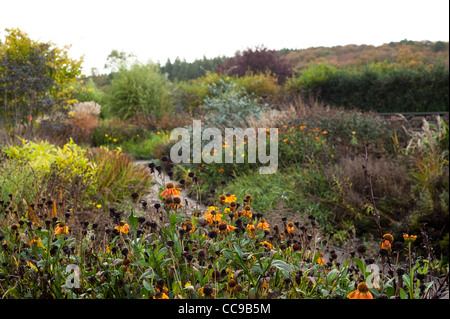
[347,282,374,299]
[29,236,43,247]
[182,221,195,233]
[247,223,256,238]
[224,193,237,203]
[316,255,326,265]
[54,223,69,236]
[204,210,222,227]
[153,292,169,299]
[160,183,181,198]
[115,221,130,234]
[257,218,270,231]
[218,221,235,234]
[381,240,392,251]
[228,202,238,213]
[383,233,394,243]
[219,195,226,205]
[286,222,295,234]
[403,234,418,243]
[169,196,183,211]
[260,241,274,250]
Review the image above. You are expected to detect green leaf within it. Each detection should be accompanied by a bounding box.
[143,279,155,294]
[271,259,294,272]
[399,288,409,299]
[172,281,180,295]
[128,211,138,228]
[222,248,235,261]
[352,258,365,275]
[233,242,243,259]
[402,274,412,291]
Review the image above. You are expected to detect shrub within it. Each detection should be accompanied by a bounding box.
[71,78,104,105]
[287,62,449,112]
[102,62,174,119]
[217,46,293,84]
[201,79,269,127]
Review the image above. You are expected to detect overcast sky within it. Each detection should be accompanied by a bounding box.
[1,0,449,75]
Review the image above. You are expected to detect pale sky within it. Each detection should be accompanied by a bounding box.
[1,0,449,75]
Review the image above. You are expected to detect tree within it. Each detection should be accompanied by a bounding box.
[216,46,293,84]
[0,28,83,128]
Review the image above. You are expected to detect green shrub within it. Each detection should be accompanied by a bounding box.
[121,131,171,160]
[72,77,104,105]
[102,62,174,119]
[287,62,449,112]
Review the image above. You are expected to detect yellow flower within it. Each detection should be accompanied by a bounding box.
[54,223,69,236]
[96,204,102,208]
[204,210,222,227]
[224,194,236,203]
[299,125,306,130]
[207,206,219,212]
[113,138,117,142]
[260,241,274,249]
[347,282,374,299]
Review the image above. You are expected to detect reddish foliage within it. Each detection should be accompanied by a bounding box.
[217,46,293,84]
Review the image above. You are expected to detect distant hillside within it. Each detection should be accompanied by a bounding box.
[281,40,449,73]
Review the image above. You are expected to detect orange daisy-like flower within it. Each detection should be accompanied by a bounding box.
[242,205,252,218]
[182,221,195,233]
[228,202,238,213]
[257,218,270,231]
[381,240,392,251]
[160,183,181,198]
[383,233,394,243]
[260,241,274,250]
[403,234,418,242]
[347,282,374,299]
[218,221,236,234]
[204,210,223,227]
[316,255,326,265]
[169,196,183,211]
[54,223,69,236]
[247,223,256,238]
[224,193,237,203]
[219,195,226,206]
[115,221,130,234]
[286,222,295,234]
[153,292,169,299]
[29,236,43,247]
